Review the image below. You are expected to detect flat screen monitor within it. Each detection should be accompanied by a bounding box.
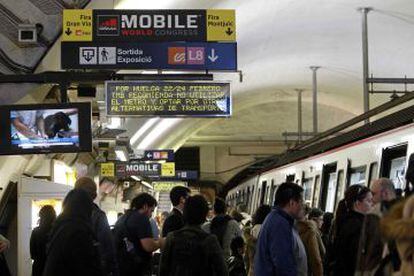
[0,103,92,155]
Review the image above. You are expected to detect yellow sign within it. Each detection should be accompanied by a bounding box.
[153,182,186,192]
[206,9,236,41]
[101,162,115,177]
[161,162,175,177]
[63,9,92,41]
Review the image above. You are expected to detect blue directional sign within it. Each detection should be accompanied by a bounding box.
[61,41,237,71]
[144,149,174,161]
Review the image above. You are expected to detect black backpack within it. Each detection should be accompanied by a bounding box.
[168,227,210,276]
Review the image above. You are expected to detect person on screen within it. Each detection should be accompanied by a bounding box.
[11,110,47,140]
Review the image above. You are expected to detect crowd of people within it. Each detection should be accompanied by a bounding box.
[2,176,409,276]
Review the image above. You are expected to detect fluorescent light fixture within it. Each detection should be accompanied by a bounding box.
[141,181,153,189]
[137,118,182,150]
[115,147,128,161]
[130,118,159,145]
[131,176,141,181]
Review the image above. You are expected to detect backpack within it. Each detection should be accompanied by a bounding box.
[168,227,210,276]
[113,213,145,274]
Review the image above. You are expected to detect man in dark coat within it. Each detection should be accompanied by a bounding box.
[43,189,103,276]
[159,195,228,276]
[75,177,118,276]
[161,186,190,237]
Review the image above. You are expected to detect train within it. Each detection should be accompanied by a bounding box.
[225,96,414,215]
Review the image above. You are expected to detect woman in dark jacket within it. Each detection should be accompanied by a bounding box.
[30,205,56,276]
[332,185,373,276]
[42,189,103,276]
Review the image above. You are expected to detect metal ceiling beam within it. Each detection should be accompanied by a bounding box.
[0,71,214,84]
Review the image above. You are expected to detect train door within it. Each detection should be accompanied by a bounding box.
[380,143,408,189]
[302,177,313,206]
[17,176,71,276]
[259,180,267,206]
[334,170,345,210]
[320,163,337,212]
[269,179,276,206]
[312,175,321,207]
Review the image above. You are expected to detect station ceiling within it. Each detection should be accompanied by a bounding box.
[2,0,414,155]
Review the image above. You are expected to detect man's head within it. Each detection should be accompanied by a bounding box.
[230,236,245,256]
[274,182,305,220]
[183,195,209,226]
[213,197,227,215]
[170,186,191,209]
[371,178,396,205]
[131,193,157,218]
[74,177,97,200]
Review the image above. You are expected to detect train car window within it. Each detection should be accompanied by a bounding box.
[368,162,378,187]
[334,170,345,210]
[302,177,313,206]
[312,175,321,208]
[380,144,407,189]
[348,166,367,186]
[286,174,295,182]
[266,186,271,204]
[389,157,406,189]
[320,163,337,212]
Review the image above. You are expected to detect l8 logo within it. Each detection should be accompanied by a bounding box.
[168,47,205,65]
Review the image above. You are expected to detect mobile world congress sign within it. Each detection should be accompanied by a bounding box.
[106,81,231,117]
[61,41,237,71]
[62,9,236,42]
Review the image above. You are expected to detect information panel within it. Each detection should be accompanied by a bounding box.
[106,81,231,117]
[63,9,236,42]
[61,42,237,71]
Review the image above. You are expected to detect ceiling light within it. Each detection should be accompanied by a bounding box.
[115,146,128,161]
[141,181,153,189]
[130,118,159,145]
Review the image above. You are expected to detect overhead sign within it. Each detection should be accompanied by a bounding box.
[106,81,231,117]
[207,10,236,41]
[116,162,161,177]
[144,149,174,161]
[176,170,198,180]
[62,9,235,42]
[100,162,115,177]
[62,9,92,41]
[153,181,187,192]
[161,162,175,177]
[61,42,237,71]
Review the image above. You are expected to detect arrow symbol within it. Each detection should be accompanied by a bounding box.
[65,27,72,36]
[208,48,219,62]
[146,153,153,159]
[225,27,233,36]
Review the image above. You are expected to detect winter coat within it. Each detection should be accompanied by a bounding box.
[159,225,228,276]
[381,195,414,276]
[42,217,103,276]
[162,208,184,237]
[30,225,52,276]
[297,220,325,276]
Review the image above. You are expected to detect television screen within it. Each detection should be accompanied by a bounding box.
[0,103,92,155]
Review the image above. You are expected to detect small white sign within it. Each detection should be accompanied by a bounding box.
[79,47,97,64]
[98,47,116,64]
